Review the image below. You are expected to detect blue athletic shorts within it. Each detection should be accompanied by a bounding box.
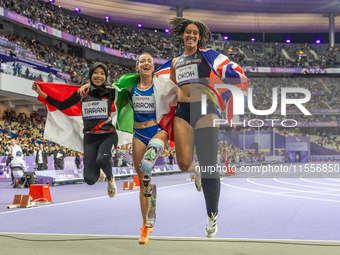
[133,124,165,145]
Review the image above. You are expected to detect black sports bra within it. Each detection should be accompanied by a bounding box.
[174,49,211,87]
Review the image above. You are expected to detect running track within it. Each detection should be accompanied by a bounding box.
[1,172,340,241]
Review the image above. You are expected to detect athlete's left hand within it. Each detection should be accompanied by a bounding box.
[78,83,90,96]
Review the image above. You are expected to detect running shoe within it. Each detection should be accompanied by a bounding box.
[107,175,117,198]
[98,169,105,182]
[139,225,153,245]
[205,212,218,238]
[195,170,202,192]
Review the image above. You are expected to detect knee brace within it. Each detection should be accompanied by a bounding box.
[140,138,164,176]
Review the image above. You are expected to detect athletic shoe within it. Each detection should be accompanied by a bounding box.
[205,212,218,238]
[98,169,105,182]
[139,225,153,245]
[195,170,202,192]
[107,175,117,198]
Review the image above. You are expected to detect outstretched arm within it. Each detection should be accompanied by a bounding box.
[32,82,81,111]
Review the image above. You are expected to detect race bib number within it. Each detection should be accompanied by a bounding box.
[176,64,199,86]
[132,95,156,114]
[82,101,108,119]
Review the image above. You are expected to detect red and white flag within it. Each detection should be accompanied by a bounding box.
[35,82,85,152]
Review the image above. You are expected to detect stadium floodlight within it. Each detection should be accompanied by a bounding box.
[286,39,291,43]
[165,29,170,33]
[224,36,228,40]
[316,39,321,44]
[49,0,55,3]
[105,16,111,21]
[74,7,81,13]
[138,23,143,28]
[251,38,255,42]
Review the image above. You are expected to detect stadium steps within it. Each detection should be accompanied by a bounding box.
[281,48,293,61]
[309,49,319,60]
[317,79,332,93]
[238,48,248,59]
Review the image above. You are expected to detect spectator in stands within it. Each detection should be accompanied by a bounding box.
[35,143,48,170]
[75,153,81,169]
[12,60,17,76]
[47,72,53,83]
[37,74,43,82]
[22,144,29,156]
[25,68,30,78]
[53,144,65,170]
[7,138,22,159]
[168,151,174,165]
[17,63,22,77]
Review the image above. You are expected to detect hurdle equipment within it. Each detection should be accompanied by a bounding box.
[134,175,140,187]
[29,184,52,203]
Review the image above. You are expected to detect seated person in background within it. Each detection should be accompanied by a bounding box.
[10,151,27,187]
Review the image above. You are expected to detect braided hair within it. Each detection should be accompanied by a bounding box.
[169,17,210,48]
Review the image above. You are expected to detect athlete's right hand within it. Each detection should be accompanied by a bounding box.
[32,83,46,99]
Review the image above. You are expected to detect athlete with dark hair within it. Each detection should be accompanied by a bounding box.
[32,62,118,197]
[166,17,248,238]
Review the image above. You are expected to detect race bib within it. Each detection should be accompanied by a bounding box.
[82,100,108,119]
[132,95,156,114]
[176,64,199,86]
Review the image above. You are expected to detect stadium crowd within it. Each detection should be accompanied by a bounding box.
[0,0,173,59]
[1,0,340,71]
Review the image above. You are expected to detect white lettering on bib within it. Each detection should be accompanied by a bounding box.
[132,95,156,114]
[82,101,108,119]
[176,64,199,86]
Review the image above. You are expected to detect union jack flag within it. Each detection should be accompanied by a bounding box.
[155,48,249,125]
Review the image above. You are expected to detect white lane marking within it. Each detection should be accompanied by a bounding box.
[325,178,340,183]
[222,180,340,203]
[300,178,340,187]
[247,178,340,197]
[273,178,340,192]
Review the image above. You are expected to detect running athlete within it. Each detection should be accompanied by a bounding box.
[32,62,117,197]
[166,17,248,238]
[130,53,169,245]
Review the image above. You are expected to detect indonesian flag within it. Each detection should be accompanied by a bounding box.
[36,82,84,152]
